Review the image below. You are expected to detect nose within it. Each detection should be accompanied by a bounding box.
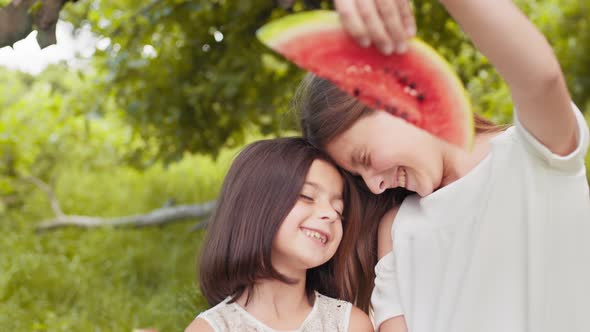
[317,199,339,222]
[362,172,386,195]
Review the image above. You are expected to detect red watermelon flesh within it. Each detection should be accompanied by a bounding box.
[257,10,474,149]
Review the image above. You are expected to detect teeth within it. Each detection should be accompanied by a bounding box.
[302,229,327,244]
[398,168,406,188]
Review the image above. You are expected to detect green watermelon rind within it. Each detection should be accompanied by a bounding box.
[257,10,340,48]
[257,10,474,149]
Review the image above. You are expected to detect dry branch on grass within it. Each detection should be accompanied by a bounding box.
[23,176,215,232]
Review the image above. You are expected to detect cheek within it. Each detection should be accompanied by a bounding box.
[279,203,308,231]
[273,211,303,253]
[333,223,344,246]
[417,144,441,173]
[370,133,406,170]
[372,151,395,172]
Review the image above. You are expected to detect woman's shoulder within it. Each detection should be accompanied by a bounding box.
[379,206,401,232]
[377,205,401,259]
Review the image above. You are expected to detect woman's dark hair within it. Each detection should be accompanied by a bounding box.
[296,73,507,313]
[199,137,363,307]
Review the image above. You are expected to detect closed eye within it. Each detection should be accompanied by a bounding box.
[333,202,344,219]
[299,194,314,201]
[361,152,371,167]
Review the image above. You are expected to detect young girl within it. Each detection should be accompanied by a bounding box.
[185,138,373,332]
[299,1,590,331]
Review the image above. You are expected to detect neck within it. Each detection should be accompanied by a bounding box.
[236,267,311,319]
[440,132,496,187]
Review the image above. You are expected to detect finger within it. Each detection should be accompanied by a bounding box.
[355,0,395,54]
[335,0,371,47]
[396,0,416,38]
[376,0,407,53]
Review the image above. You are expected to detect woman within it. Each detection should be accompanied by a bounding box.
[298,1,590,331]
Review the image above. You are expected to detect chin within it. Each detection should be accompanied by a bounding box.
[410,184,428,197]
[302,256,331,270]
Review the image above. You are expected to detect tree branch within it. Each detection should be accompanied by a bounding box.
[23,175,64,217]
[0,0,77,49]
[0,0,34,48]
[23,175,215,232]
[35,202,215,232]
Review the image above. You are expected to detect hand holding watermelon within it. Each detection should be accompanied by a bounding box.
[334,0,416,55]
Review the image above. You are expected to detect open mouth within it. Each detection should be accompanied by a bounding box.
[300,227,329,245]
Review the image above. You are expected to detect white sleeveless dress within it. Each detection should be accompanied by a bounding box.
[196,291,352,332]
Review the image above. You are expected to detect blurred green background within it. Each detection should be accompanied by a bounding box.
[1,0,589,331]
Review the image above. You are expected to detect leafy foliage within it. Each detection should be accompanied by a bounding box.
[59,0,328,162]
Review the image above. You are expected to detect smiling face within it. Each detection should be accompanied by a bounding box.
[272,159,345,274]
[325,110,446,197]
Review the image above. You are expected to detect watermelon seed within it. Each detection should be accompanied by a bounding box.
[409,82,417,89]
[399,76,408,85]
[400,112,408,119]
[353,88,360,97]
[386,106,398,115]
[403,86,419,97]
[417,93,425,102]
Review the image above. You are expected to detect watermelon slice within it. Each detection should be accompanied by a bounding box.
[257,10,474,149]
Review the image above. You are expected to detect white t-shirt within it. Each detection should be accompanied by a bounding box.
[371,103,590,332]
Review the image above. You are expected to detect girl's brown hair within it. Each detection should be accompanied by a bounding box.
[296,73,507,313]
[199,137,363,307]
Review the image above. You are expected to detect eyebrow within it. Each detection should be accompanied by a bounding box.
[303,181,343,200]
[349,147,359,167]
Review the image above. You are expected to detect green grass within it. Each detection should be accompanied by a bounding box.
[0,150,237,331]
[0,220,208,331]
